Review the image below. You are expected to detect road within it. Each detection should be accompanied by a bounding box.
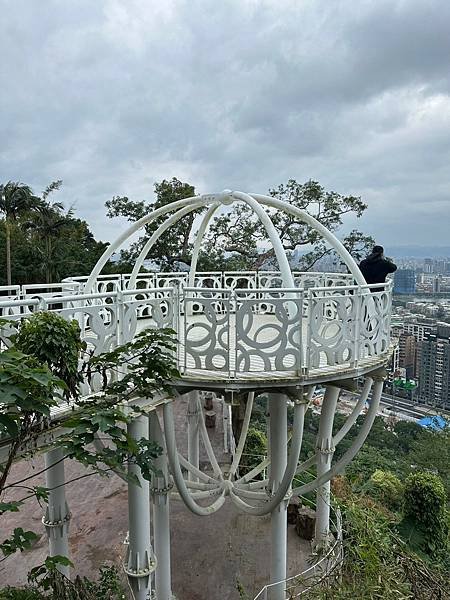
[340,390,449,422]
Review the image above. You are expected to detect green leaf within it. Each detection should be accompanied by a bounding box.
[34,486,49,502]
[1,527,40,556]
[0,500,23,514]
[0,414,19,437]
[44,554,73,569]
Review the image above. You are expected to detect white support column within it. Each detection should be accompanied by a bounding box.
[268,393,288,600]
[266,406,271,481]
[223,397,229,453]
[125,415,154,600]
[315,385,340,547]
[149,412,173,600]
[43,447,71,577]
[187,391,200,482]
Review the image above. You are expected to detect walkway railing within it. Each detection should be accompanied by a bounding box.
[0,273,393,385]
[60,271,355,294]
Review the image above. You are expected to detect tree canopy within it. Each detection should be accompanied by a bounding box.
[1,176,375,284]
[106,177,374,273]
[106,177,204,271]
[0,182,40,285]
[0,181,108,286]
[202,179,374,270]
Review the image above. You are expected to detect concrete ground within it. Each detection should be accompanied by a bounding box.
[0,395,311,599]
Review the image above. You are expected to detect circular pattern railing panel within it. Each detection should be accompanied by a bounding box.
[1,272,393,383]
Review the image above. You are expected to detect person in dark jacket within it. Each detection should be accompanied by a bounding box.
[359,245,397,291]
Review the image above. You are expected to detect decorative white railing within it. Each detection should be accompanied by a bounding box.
[180,283,392,378]
[61,271,354,294]
[0,273,392,385]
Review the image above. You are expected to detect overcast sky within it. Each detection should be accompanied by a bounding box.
[1,0,449,249]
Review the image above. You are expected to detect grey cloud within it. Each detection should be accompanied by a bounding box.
[0,0,449,249]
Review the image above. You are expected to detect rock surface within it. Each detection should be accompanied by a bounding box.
[1,395,311,599]
[295,507,317,541]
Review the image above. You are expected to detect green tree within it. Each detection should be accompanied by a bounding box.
[345,445,404,483]
[23,180,109,284]
[12,312,84,400]
[368,469,404,511]
[0,211,109,286]
[203,179,374,270]
[393,421,425,454]
[240,427,267,477]
[106,177,203,271]
[51,217,108,280]
[25,202,68,284]
[0,313,178,563]
[0,182,39,286]
[363,415,400,452]
[408,427,450,496]
[106,177,374,273]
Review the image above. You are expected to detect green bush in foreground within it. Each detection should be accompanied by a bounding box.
[0,564,126,600]
[302,494,449,600]
[368,469,404,511]
[399,471,449,559]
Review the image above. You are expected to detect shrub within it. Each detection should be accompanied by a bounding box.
[0,589,45,600]
[240,427,267,476]
[13,312,84,399]
[400,471,448,559]
[0,565,127,600]
[301,495,449,599]
[345,446,402,484]
[369,469,404,511]
[404,472,446,526]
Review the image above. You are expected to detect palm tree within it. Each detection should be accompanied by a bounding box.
[0,181,39,286]
[26,201,70,284]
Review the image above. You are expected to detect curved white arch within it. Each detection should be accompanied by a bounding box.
[234,456,271,486]
[292,379,383,496]
[196,394,224,481]
[188,203,220,288]
[228,392,254,479]
[333,376,373,445]
[85,194,209,293]
[232,191,295,289]
[228,401,306,516]
[163,401,226,516]
[178,454,218,484]
[294,377,374,477]
[234,386,315,487]
[128,201,207,289]
[247,193,366,286]
[88,189,367,293]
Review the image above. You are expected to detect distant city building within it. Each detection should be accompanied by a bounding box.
[424,258,433,273]
[388,342,400,381]
[398,333,416,379]
[403,316,436,342]
[394,269,416,294]
[437,322,450,338]
[417,331,450,410]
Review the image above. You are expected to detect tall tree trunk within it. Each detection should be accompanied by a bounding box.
[45,236,52,284]
[5,219,12,287]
